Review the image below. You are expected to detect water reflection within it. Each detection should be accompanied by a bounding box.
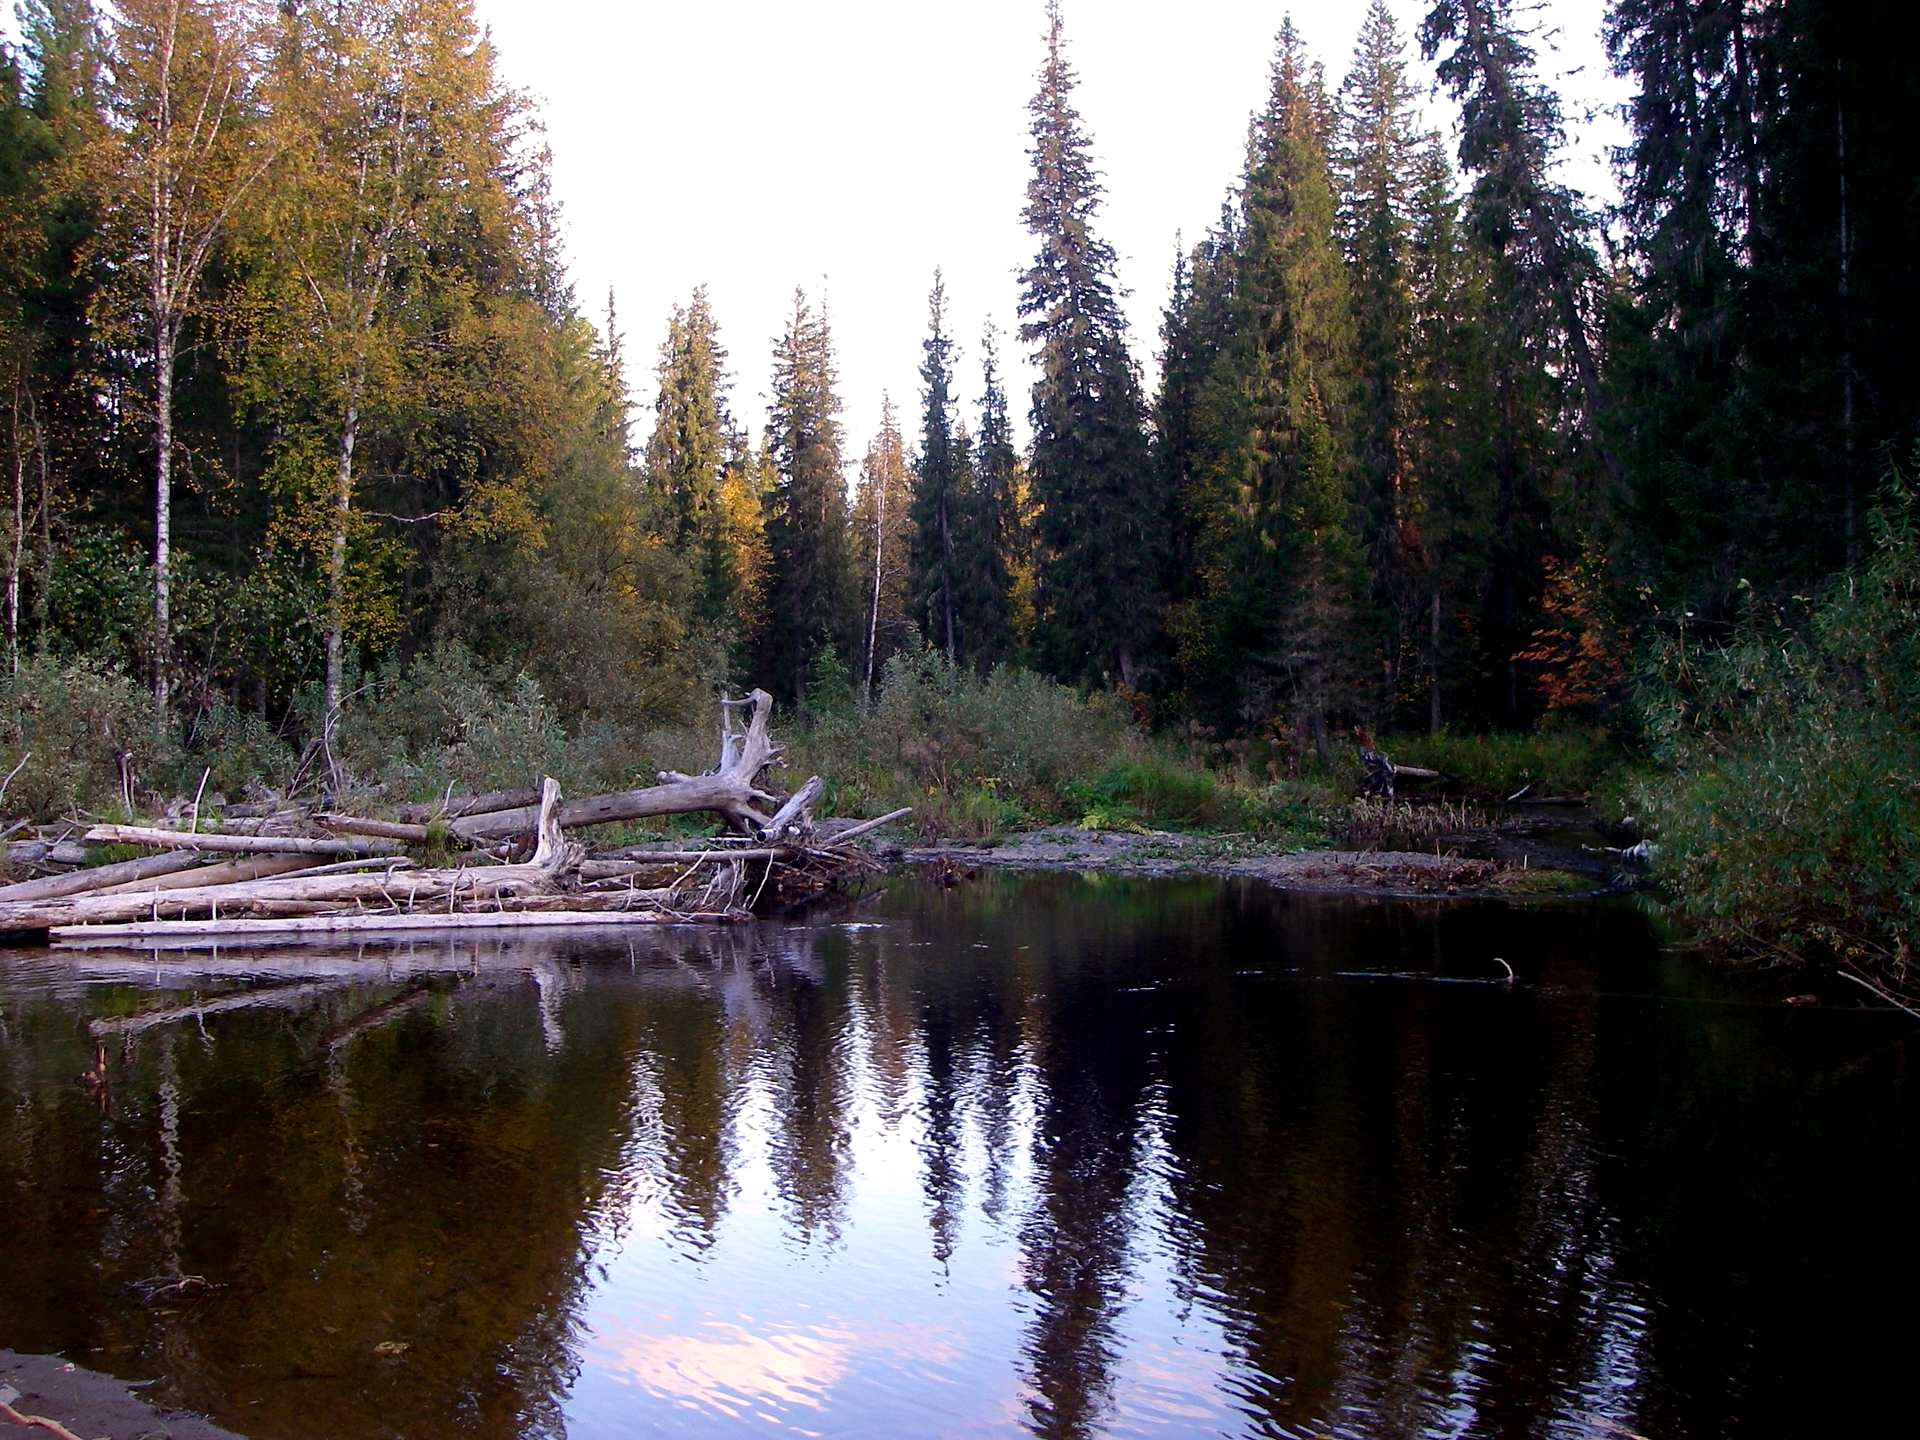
[0,875,1912,1439]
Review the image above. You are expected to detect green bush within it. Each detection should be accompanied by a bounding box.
[330,643,595,800]
[184,698,297,800]
[1387,725,1619,799]
[0,656,173,818]
[1635,476,1920,983]
[1074,758,1221,829]
[791,648,1137,830]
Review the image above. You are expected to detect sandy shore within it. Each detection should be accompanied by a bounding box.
[2,1351,240,1440]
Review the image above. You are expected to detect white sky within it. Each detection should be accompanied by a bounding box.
[3,1,1628,468]
[468,0,1627,467]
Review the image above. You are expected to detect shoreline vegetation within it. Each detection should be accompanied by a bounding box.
[1,2,1914,1003]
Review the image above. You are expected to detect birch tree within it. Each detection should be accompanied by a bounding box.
[97,0,272,727]
[246,0,504,723]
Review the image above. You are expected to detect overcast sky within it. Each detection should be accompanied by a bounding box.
[469,0,1627,467]
[4,1,1628,467]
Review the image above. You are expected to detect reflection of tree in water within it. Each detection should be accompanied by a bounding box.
[0,939,717,1437]
[760,927,857,1245]
[3,877,1903,1440]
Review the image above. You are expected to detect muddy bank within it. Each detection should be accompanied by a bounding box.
[895,823,1618,900]
[2,1352,240,1440]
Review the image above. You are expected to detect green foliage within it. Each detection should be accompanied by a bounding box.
[1388,725,1619,799]
[329,643,593,801]
[0,655,171,817]
[757,288,853,703]
[802,643,857,725]
[184,696,295,799]
[791,648,1134,833]
[1075,759,1220,829]
[1019,2,1159,685]
[1634,479,1920,979]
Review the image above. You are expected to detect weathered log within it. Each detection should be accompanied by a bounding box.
[455,689,785,840]
[822,807,913,846]
[3,780,572,932]
[79,824,399,858]
[5,837,90,868]
[315,813,432,843]
[139,809,308,834]
[395,787,543,824]
[0,850,208,903]
[86,853,318,896]
[762,774,823,843]
[52,908,733,944]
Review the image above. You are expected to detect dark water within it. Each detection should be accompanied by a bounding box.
[0,874,1911,1439]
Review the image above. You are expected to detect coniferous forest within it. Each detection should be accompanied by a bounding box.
[2,1,1916,989]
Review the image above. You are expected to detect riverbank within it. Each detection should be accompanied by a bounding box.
[2,1351,240,1440]
[890,819,1613,900]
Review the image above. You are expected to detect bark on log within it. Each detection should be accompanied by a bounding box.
[79,824,400,858]
[315,813,433,843]
[86,853,317,896]
[0,850,207,903]
[5,837,90,867]
[823,807,913,845]
[454,689,785,840]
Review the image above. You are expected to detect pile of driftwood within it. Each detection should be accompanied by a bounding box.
[0,691,907,947]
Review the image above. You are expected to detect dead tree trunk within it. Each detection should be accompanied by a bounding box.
[454,690,790,841]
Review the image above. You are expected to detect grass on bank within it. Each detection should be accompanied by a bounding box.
[2,639,1619,856]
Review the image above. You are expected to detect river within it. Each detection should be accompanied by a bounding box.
[0,872,1910,1437]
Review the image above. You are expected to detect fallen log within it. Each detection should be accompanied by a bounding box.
[52,908,735,945]
[86,853,317,896]
[395,787,543,824]
[0,849,208,903]
[763,774,823,843]
[315,813,433,843]
[5,836,90,868]
[454,689,786,840]
[824,807,914,845]
[3,781,571,933]
[79,824,399,858]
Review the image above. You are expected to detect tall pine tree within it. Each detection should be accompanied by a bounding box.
[1336,0,1425,716]
[1018,0,1156,688]
[908,271,961,662]
[757,287,851,702]
[1183,19,1360,751]
[958,323,1021,671]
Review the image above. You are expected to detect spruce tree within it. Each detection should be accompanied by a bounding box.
[959,323,1021,671]
[1185,19,1360,750]
[644,286,742,641]
[1018,0,1157,687]
[1421,0,1620,494]
[908,271,961,661]
[1336,0,1425,715]
[1421,0,1594,721]
[1406,133,1498,730]
[757,288,851,703]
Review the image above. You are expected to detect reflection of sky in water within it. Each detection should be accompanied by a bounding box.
[563,942,1246,1438]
